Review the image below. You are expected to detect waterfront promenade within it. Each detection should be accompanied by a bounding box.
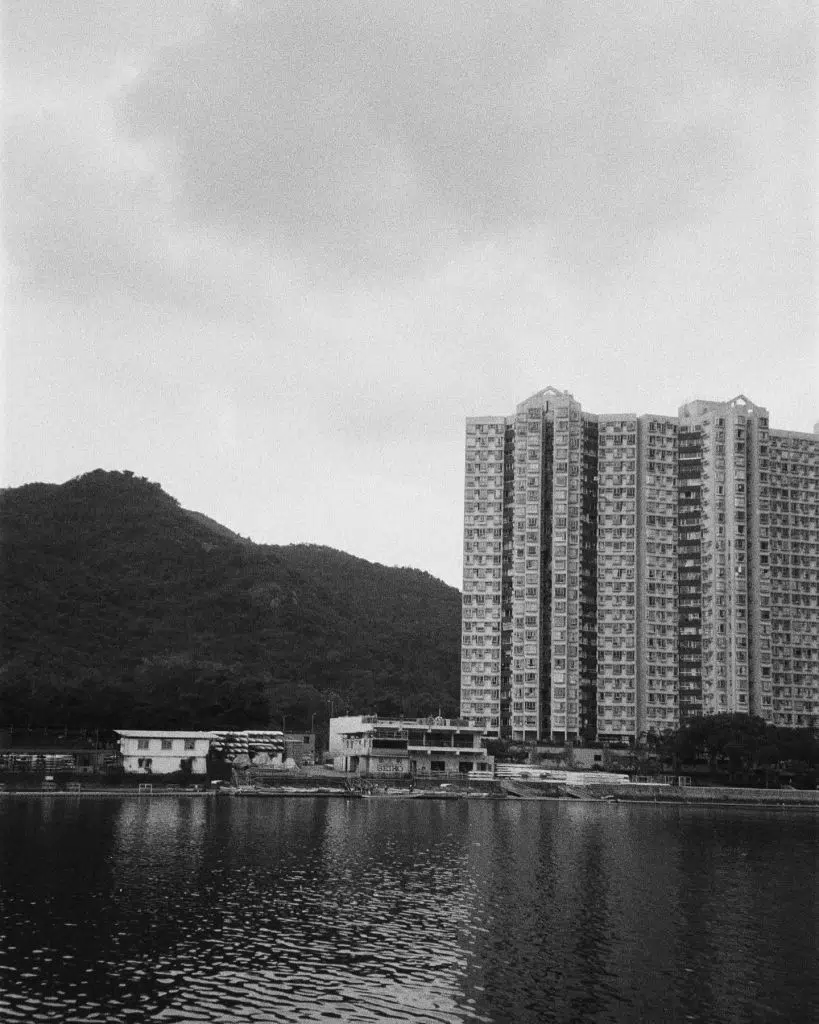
[2,775,818,806]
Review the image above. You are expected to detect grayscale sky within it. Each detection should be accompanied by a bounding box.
[4,1,816,588]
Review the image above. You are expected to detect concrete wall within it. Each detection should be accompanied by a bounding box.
[613,784,819,804]
[118,734,211,775]
[366,755,411,774]
[122,754,207,775]
[567,747,607,769]
[328,716,368,757]
[284,733,316,765]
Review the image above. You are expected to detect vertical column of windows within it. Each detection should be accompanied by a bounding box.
[548,400,586,741]
[747,414,772,719]
[724,412,751,713]
[640,417,679,738]
[768,433,819,727]
[677,425,704,720]
[698,415,723,712]
[595,418,638,742]
[500,424,516,734]
[681,398,770,719]
[510,405,544,740]
[461,419,506,734]
[579,419,599,740]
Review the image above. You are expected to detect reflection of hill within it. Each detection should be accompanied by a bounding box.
[1,470,461,730]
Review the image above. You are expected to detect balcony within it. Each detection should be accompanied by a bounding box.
[406,743,482,754]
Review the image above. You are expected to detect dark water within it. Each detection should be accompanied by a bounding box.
[0,798,817,1024]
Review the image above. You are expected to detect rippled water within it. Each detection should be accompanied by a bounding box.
[0,797,817,1024]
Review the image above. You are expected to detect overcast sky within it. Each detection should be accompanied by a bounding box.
[4,1,816,587]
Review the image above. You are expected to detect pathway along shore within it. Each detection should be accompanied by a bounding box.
[1,780,818,806]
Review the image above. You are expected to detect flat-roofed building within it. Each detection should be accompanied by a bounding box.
[677,397,771,718]
[596,414,680,743]
[462,388,599,745]
[331,716,493,775]
[461,389,818,744]
[767,427,819,727]
[116,730,213,774]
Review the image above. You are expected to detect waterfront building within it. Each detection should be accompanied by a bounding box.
[460,390,818,743]
[283,732,316,766]
[116,730,213,774]
[330,716,493,775]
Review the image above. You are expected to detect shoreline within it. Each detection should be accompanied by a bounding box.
[1,786,818,808]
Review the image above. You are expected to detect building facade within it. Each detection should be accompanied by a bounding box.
[283,732,316,766]
[767,427,819,726]
[461,390,818,744]
[116,731,213,774]
[331,716,494,775]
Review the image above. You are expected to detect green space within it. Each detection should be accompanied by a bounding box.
[1,470,460,735]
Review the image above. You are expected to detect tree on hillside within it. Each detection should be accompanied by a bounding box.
[0,471,461,732]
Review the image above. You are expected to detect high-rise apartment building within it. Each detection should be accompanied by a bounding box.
[460,389,818,742]
[597,413,680,744]
[768,428,819,726]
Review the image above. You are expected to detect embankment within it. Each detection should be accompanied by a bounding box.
[579,783,819,806]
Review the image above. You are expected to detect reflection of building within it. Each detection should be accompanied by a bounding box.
[116,731,213,774]
[331,716,493,775]
[461,389,819,744]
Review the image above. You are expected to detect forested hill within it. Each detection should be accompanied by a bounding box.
[0,470,461,731]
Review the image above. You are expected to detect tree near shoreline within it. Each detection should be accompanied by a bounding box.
[654,713,818,780]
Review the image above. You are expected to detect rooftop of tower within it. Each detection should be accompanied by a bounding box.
[678,395,767,418]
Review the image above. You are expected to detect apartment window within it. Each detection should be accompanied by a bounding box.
[161,739,173,751]
[184,739,196,751]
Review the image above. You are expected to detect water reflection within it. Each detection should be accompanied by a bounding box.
[0,797,816,1023]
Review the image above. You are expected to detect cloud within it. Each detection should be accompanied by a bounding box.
[6,0,812,301]
[3,0,814,585]
[3,0,224,80]
[116,0,813,278]
[5,93,186,306]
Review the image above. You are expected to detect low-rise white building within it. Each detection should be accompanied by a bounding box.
[116,731,213,775]
[331,716,494,776]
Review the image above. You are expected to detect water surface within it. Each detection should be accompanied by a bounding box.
[1,797,816,1023]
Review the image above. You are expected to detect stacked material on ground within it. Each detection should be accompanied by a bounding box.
[211,731,285,763]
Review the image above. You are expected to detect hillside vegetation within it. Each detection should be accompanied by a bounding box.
[0,470,461,731]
